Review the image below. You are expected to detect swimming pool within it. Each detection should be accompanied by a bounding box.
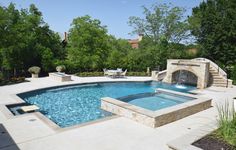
[118,92,196,111]
[18,82,195,127]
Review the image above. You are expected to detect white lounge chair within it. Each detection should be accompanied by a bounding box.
[120,69,127,77]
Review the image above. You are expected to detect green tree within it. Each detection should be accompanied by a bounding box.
[189,0,236,70]
[107,37,131,69]
[67,15,110,71]
[0,3,64,77]
[128,3,190,44]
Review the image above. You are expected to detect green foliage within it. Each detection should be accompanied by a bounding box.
[106,37,131,69]
[0,76,25,86]
[128,3,190,43]
[230,65,236,84]
[216,101,236,146]
[67,15,110,71]
[0,2,197,80]
[133,36,194,70]
[0,3,64,77]
[126,72,147,76]
[76,71,147,77]
[76,72,104,77]
[189,0,236,69]
[28,66,41,74]
[41,48,54,72]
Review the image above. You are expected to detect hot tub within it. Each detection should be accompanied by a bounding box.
[101,88,212,128]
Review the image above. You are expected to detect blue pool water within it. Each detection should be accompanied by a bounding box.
[119,92,196,111]
[18,82,195,127]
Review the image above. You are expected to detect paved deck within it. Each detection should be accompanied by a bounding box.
[0,76,235,150]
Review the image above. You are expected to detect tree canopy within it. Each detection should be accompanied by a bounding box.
[128,3,190,44]
[189,0,236,69]
[0,3,64,77]
[66,15,111,72]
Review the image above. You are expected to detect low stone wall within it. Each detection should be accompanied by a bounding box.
[101,89,212,128]
[49,72,72,82]
[101,97,156,127]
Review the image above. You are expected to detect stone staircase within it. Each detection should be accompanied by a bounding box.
[209,66,229,87]
[194,58,233,88]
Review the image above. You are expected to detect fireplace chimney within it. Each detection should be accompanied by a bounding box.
[64,32,67,42]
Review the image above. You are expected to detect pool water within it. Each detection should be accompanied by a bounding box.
[18,82,195,127]
[119,92,196,111]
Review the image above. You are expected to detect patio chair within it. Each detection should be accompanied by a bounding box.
[120,69,127,78]
[103,68,109,76]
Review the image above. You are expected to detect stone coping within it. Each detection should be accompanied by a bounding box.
[49,72,70,77]
[15,80,152,96]
[101,89,212,128]
[0,102,118,132]
[168,59,209,64]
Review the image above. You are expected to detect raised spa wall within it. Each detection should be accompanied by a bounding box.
[101,89,212,128]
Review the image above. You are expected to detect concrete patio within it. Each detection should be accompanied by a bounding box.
[0,76,235,150]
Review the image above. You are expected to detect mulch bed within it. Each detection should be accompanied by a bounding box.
[192,135,236,150]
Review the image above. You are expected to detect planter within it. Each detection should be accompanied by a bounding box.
[31,74,38,78]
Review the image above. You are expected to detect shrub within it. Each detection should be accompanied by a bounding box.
[230,65,236,85]
[0,76,25,86]
[10,77,25,83]
[28,66,41,74]
[126,72,147,76]
[76,72,104,77]
[216,101,236,146]
[56,65,66,72]
[76,71,148,77]
[0,72,3,81]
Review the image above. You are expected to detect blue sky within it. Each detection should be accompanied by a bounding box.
[0,0,202,39]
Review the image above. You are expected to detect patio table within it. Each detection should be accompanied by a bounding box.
[107,70,122,78]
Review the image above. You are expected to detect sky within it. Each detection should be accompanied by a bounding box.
[0,0,202,39]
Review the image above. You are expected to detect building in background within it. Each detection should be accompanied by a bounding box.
[128,34,143,49]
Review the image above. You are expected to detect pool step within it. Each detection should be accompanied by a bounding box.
[21,105,39,113]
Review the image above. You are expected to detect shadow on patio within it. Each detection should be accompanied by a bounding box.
[0,124,20,150]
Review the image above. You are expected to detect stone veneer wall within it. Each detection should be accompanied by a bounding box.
[163,59,210,89]
[101,97,156,127]
[101,96,212,128]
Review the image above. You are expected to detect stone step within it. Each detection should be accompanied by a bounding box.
[212,82,227,84]
[211,75,222,78]
[212,83,227,87]
[213,78,227,81]
[213,80,227,83]
[210,71,219,75]
[213,82,228,85]
[211,75,221,77]
[211,74,225,78]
